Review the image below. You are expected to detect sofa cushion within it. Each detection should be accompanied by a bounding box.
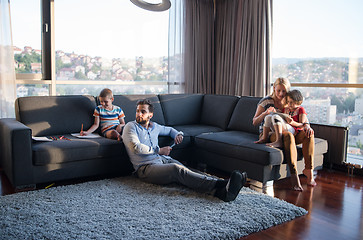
[200,95,239,130]
[227,96,261,134]
[111,95,165,125]
[196,131,328,167]
[157,135,193,153]
[195,131,283,166]
[173,124,224,138]
[16,95,96,137]
[158,94,204,126]
[32,135,125,166]
[157,125,222,153]
[156,125,223,151]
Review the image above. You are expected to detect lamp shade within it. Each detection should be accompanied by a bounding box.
[130,0,171,12]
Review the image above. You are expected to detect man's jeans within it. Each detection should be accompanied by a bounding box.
[136,157,218,192]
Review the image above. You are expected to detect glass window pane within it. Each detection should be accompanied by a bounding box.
[294,86,363,164]
[272,0,363,84]
[17,84,49,97]
[11,0,42,74]
[55,84,168,96]
[54,0,169,84]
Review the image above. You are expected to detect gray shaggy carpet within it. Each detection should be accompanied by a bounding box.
[0,177,307,239]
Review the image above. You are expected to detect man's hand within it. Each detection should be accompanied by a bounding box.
[174,134,183,145]
[159,146,172,156]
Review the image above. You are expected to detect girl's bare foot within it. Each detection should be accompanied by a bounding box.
[290,174,303,191]
[308,180,317,186]
[267,140,283,148]
[255,139,268,144]
[303,169,317,186]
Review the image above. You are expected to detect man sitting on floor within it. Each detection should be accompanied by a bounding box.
[121,99,247,202]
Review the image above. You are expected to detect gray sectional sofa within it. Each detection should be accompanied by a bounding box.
[0,94,328,189]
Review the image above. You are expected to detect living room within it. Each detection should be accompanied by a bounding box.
[0,0,362,239]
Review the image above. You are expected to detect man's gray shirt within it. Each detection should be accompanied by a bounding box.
[122,120,183,171]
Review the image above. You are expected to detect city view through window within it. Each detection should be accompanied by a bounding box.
[12,0,170,96]
[272,59,363,165]
[14,46,169,96]
[11,1,363,164]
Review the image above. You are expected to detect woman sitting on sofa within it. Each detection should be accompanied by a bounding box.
[252,77,316,191]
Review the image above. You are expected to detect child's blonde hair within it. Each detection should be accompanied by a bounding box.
[271,77,291,98]
[99,88,113,99]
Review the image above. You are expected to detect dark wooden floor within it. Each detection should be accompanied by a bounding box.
[242,169,363,240]
[1,168,362,240]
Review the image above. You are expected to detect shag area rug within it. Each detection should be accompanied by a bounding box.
[0,177,307,240]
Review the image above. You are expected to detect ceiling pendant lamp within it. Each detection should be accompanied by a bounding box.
[130,0,171,12]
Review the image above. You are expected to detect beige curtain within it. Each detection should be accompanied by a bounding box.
[215,0,272,97]
[184,0,215,94]
[0,0,16,118]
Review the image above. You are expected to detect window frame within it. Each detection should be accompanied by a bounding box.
[291,83,363,88]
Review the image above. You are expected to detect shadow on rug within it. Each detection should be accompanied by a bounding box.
[0,177,307,239]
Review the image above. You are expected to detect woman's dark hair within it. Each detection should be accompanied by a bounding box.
[136,99,154,113]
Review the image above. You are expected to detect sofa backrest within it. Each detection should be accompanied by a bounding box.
[15,95,96,137]
[15,94,261,137]
[158,94,204,126]
[200,94,240,130]
[227,96,261,134]
[112,95,165,125]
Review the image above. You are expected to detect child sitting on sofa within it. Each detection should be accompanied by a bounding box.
[255,90,307,149]
[80,88,125,140]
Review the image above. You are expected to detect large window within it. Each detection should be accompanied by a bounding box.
[11,0,171,96]
[272,0,363,165]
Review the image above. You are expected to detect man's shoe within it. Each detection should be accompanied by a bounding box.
[240,171,247,186]
[215,170,246,202]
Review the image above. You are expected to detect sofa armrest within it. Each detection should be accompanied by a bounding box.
[310,123,347,165]
[0,118,34,187]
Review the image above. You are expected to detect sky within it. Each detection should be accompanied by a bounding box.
[10,0,169,58]
[10,0,363,59]
[272,0,363,58]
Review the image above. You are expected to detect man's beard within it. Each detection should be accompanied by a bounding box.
[136,117,148,125]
